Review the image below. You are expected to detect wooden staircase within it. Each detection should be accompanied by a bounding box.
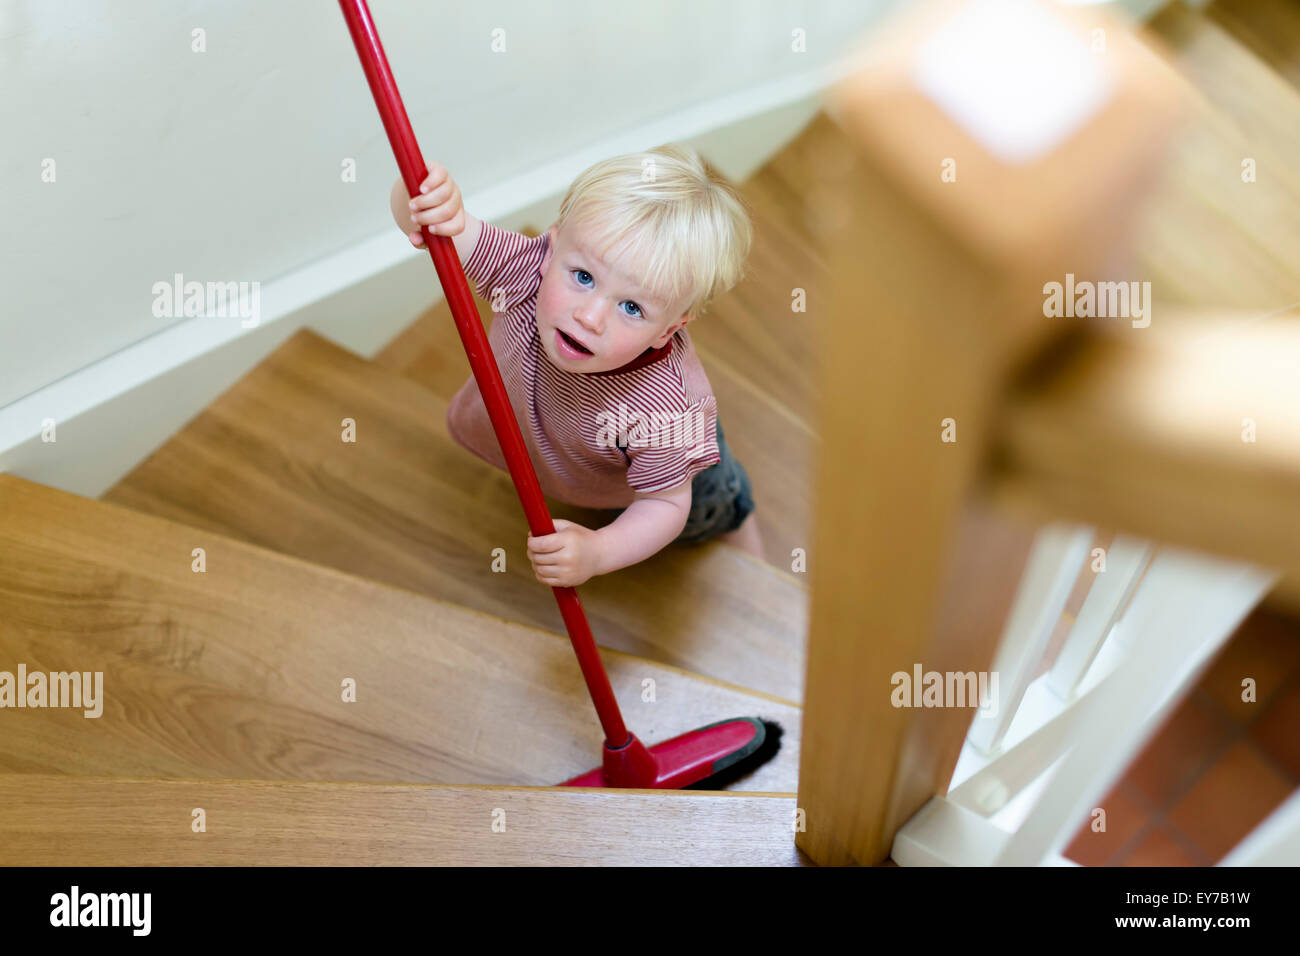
[0,472,807,863]
[3,0,1298,867]
[0,474,800,790]
[0,120,826,865]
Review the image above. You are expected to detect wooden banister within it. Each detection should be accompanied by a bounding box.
[992,312,1300,610]
[796,0,1185,865]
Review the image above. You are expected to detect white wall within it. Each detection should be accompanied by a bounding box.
[0,0,897,411]
[0,0,905,496]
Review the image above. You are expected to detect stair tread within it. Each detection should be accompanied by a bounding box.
[684,120,832,436]
[0,774,810,866]
[1136,2,1300,310]
[1160,0,1300,159]
[102,329,808,703]
[0,474,800,792]
[1208,0,1300,91]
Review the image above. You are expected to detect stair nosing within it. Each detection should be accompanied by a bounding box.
[2,772,799,797]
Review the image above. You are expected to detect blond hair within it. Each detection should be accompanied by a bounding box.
[553,143,752,320]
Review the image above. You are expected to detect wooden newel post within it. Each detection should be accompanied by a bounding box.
[795,0,1182,865]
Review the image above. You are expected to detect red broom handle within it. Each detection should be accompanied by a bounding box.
[337,0,629,749]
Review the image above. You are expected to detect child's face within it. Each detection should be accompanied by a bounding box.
[535,221,693,373]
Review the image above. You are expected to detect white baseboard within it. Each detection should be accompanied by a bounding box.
[0,60,846,500]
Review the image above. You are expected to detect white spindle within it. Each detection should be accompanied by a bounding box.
[965,524,1094,755]
[948,573,1143,816]
[993,550,1276,866]
[1047,536,1153,698]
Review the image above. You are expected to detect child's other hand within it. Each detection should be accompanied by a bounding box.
[527,519,603,589]
[404,163,465,247]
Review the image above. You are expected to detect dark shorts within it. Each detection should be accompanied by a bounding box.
[609,420,755,545]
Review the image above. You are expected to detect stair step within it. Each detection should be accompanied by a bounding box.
[102,329,808,702]
[685,123,831,437]
[372,285,500,408]
[1136,3,1300,310]
[0,774,808,865]
[1208,0,1300,90]
[0,474,800,792]
[1152,1,1300,169]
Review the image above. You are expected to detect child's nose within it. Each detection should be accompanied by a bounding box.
[574,307,603,332]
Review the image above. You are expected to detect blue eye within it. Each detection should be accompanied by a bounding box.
[570,269,645,319]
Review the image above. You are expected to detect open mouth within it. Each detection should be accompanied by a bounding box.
[557,329,594,356]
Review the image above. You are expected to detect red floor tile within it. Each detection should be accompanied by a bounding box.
[1063,782,1148,866]
[1248,676,1300,781]
[1165,738,1297,862]
[1121,824,1207,866]
[1055,603,1299,866]
[1195,607,1300,722]
[1121,691,1236,809]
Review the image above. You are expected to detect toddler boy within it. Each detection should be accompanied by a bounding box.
[391,144,761,588]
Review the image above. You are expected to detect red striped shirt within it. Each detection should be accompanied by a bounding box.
[445,223,721,509]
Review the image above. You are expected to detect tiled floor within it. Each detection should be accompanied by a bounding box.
[1064,604,1300,865]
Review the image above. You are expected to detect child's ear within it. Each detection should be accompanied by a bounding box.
[540,225,558,272]
[657,311,694,346]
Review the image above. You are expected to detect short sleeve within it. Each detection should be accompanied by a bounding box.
[624,397,720,495]
[461,222,546,315]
